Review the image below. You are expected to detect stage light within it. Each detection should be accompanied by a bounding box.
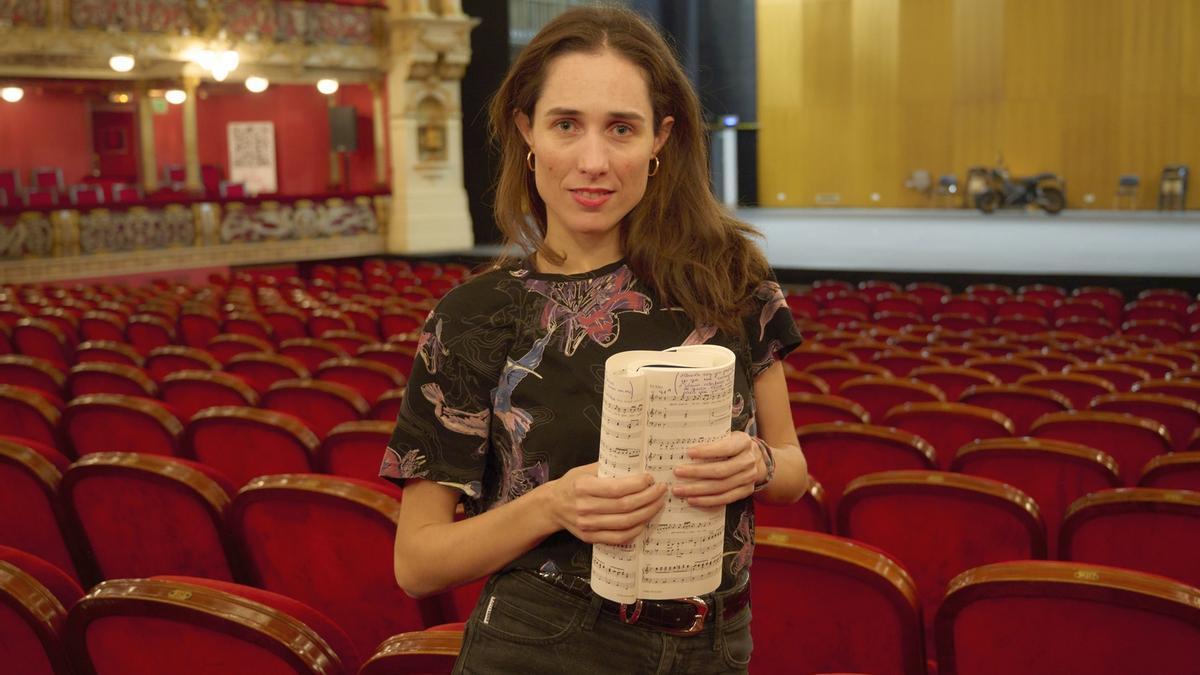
[0,86,24,103]
[164,89,187,105]
[245,76,269,93]
[109,54,135,72]
[108,92,131,104]
[316,78,339,95]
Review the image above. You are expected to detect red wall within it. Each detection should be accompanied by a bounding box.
[0,88,94,188]
[4,81,389,197]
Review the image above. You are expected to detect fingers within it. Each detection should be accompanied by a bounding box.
[574,483,668,541]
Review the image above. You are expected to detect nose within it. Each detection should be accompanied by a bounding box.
[576,131,609,176]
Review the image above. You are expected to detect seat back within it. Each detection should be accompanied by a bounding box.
[183,407,319,488]
[1090,392,1200,452]
[1030,411,1172,485]
[881,402,1014,470]
[318,420,395,483]
[144,345,222,381]
[278,338,347,373]
[0,355,65,398]
[66,362,158,398]
[78,310,127,343]
[750,527,924,675]
[178,310,222,348]
[126,314,177,356]
[261,380,368,438]
[1059,488,1200,588]
[837,375,945,421]
[160,370,259,420]
[225,352,310,394]
[788,392,870,426]
[963,356,1046,384]
[13,318,71,369]
[0,385,62,447]
[936,561,1200,675]
[60,452,236,583]
[958,384,1071,435]
[0,437,80,581]
[794,423,935,512]
[838,470,1045,658]
[206,333,274,364]
[910,365,1000,401]
[358,626,464,675]
[74,340,143,368]
[1139,451,1200,490]
[314,357,405,403]
[0,555,75,675]
[754,481,829,532]
[228,474,443,659]
[952,437,1120,557]
[64,576,358,675]
[62,394,183,457]
[1017,372,1115,409]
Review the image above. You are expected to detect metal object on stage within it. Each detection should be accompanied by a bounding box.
[972,163,1066,215]
[1115,174,1140,210]
[1159,165,1189,211]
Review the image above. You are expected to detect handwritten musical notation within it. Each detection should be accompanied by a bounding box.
[591,345,736,604]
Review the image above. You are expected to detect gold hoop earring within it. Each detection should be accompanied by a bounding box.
[526,150,536,172]
[648,156,660,177]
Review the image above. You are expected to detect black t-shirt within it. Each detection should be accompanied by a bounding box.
[381,258,802,590]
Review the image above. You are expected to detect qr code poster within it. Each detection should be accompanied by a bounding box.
[227,122,278,195]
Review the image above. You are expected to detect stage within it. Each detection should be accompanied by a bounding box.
[460,208,1199,292]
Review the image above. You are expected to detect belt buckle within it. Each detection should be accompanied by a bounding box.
[663,596,709,636]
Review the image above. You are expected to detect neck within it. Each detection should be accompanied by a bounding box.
[538,233,623,274]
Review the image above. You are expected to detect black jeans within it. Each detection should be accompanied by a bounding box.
[453,570,753,674]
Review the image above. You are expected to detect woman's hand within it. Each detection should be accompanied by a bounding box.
[671,431,765,507]
[545,462,668,545]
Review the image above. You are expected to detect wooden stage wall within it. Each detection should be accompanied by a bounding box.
[756,0,1200,210]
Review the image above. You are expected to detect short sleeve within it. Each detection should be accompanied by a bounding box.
[746,277,803,379]
[379,275,514,507]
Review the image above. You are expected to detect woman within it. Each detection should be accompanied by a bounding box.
[382,6,807,673]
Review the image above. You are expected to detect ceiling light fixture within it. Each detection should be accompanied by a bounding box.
[316,78,339,95]
[0,86,24,103]
[164,89,187,105]
[109,54,135,72]
[245,76,269,93]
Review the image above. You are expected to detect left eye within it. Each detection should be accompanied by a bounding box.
[612,124,632,135]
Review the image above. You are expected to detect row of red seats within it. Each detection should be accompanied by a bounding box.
[788,279,1200,343]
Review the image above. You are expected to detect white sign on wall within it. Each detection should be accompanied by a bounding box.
[227,121,277,195]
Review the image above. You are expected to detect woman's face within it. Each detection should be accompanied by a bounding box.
[517,49,673,255]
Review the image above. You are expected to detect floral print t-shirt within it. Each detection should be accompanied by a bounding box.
[381,258,802,591]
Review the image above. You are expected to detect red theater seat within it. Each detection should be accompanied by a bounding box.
[126,314,177,356]
[952,437,1120,558]
[60,452,236,582]
[223,312,274,343]
[788,392,870,426]
[1017,372,1115,409]
[263,306,309,342]
[224,352,309,394]
[1031,411,1172,485]
[369,387,406,421]
[159,370,259,420]
[380,306,427,341]
[804,360,891,391]
[963,356,1046,384]
[0,385,62,447]
[319,420,395,483]
[786,344,855,371]
[78,310,126,342]
[319,329,376,354]
[838,470,1045,661]
[749,528,924,675]
[13,318,71,369]
[1064,362,1150,392]
[881,402,1014,470]
[66,362,157,398]
[1139,451,1200,491]
[144,345,221,381]
[1090,392,1200,452]
[0,437,80,581]
[1133,377,1200,406]
[315,357,405,403]
[0,355,65,397]
[207,333,274,364]
[74,340,144,368]
[182,407,319,488]
[837,375,945,422]
[307,309,354,337]
[62,394,183,457]
[958,384,1071,435]
[1059,488,1200,587]
[754,480,829,532]
[910,365,1000,401]
[357,341,418,379]
[782,365,830,394]
[871,349,948,377]
[64,576,360,675]
[261,379,369,437]
[1104,353,1177,379]
[793,423,935,512]
[227,474,444,660]
[935,560,1200,675]
[178,308,222,348]
[278,337,347,372]
[359,626,464,675]
[0,548,81,675]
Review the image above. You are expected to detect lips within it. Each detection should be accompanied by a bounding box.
[570,188,614,208]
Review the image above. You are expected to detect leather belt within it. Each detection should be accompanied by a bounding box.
[529,570,750,636]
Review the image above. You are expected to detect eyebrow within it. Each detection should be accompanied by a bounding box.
[542,107,646,122]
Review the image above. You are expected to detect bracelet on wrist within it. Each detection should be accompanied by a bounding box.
[752,437,775,493]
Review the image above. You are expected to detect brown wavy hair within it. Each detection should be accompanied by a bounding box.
[488,6,770,337]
